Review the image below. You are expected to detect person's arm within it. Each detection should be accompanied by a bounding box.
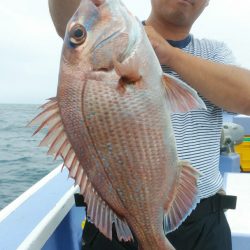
[145,26,250,115]
[48,0,81,38]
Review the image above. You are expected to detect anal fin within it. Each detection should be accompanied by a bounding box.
[164,161,201,233]
[82,177,134,242]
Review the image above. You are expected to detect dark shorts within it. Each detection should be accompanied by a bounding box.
[81,194,236,250]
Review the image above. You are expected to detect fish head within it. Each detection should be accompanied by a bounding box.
[61,0,138,73]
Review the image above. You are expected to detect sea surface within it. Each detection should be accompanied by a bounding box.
[0,104,62,210]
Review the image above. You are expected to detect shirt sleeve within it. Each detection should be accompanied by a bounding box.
[212,42,238,114]
[212,42,237,66]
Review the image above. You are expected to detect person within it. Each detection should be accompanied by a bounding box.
[48,0,250,249]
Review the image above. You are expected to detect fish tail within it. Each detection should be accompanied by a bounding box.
[163,161,201,233]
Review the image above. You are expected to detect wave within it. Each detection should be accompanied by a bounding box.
[0,156,32,164]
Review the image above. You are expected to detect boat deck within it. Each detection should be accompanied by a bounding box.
[0,165,250,249]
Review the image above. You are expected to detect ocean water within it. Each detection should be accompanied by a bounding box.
[0,104,62,210]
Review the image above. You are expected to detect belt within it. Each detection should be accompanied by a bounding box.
[74,193,237,223]
[184,193,237,224]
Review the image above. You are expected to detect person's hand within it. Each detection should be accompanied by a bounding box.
[144,26,174,65]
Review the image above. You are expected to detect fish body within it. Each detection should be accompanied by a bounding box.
[30,1,206,249]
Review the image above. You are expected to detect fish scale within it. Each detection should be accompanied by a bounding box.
[84,74,173,236]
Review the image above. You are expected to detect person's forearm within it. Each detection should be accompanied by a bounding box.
[166,47,250,115]
[48,0,81,38]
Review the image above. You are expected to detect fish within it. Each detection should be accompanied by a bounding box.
[29,0,206,249]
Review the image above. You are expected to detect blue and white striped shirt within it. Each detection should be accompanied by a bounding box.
[162,35,235,199]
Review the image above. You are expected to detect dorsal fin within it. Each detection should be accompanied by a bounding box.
[28,98,134,242]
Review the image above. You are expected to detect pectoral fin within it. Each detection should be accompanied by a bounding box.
[162,73,206,113]
[91,0,105,6]
[113,58,143,95]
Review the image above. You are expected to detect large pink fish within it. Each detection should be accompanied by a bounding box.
[30,0,206,249]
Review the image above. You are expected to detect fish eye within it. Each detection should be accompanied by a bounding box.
[69,24,87,46]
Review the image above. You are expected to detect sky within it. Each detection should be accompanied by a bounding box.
[0,0,249,104]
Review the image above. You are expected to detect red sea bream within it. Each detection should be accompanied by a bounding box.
[29,0,206,249]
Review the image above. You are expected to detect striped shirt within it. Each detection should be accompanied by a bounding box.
[162,35,235,199]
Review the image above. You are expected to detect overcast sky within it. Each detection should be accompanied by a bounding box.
[0,0,249,104]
